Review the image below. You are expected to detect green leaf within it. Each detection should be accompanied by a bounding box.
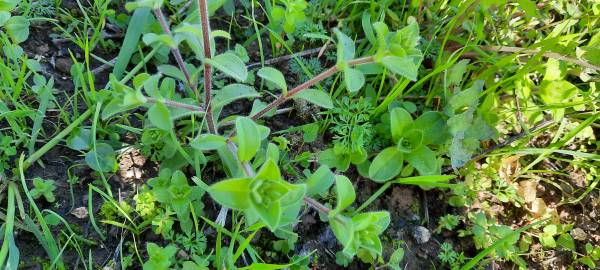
[191,134,226,151]
[397,129,423,153]
[293,89,333,109]
[368,147,404,182]
[305,165,334,197]
[206,52,248,81]
[556,233,575,251]
[85,143,117,172]
[252,200,281,231]
[148,102,173,131]
[236,117,261,162]
[143,33,176,47]
[255,159,281,181]
[516,0,538,17]
[112,8,152,79]
[0,0,19,11]
[344,68,365,93]
[5,16,29,43]
[413,111,448,145]
[125,0,163,11]
[330,216,354,249]
[388,247,405,270]
[0,11,10,26]
[406,146,439,175]
[381,56,418,81]
[257,67,287,93]
[390,107,413,143]
[332,175,355,214]
[208,178,252,209]
[579,257,596,268]
[334,28,355,64]
[66,127,91,151]
[212,84,259,109]
[372,22,389,60]
[318,148,351,171]
[539,80,578,105]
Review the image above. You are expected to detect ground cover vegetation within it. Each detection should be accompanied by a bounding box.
[0,0,599,269]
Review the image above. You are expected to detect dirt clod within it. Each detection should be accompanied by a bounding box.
[412,226,431,244]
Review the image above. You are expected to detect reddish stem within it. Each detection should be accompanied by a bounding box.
[197,0,217,134]
[153,9,201,104]
[146,97,204,112]
[250,56,374,121]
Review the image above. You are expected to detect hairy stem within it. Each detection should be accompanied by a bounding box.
[303,197,331,214]
[197,0,217,134]
[153,9,201,104]
[250,56,374,121]
[146,97,205,112]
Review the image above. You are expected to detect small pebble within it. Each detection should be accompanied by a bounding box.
[412,226,431,244]
[571,228,587,241]
[54,57,73,74]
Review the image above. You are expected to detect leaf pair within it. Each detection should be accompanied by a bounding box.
[335,29,365,93]
[330,210,391,258]
[372,19,422,81]
[208,159,306,231]
[148,169,203,235]
[368,107,447,182]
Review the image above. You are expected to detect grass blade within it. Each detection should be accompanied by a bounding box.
[112,8,153,79]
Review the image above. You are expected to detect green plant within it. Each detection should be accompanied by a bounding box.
[148,169,203,235]
[438,242,465,270]
[443,80,498,169]
[102,1,429,265]
[30,177,56,203]
[142,242,177,270]
[0,134,17,172]
[0,0,30,44]
[367,107,448,182]
[319,97,375,171]
[270,0,308,34]
[436,214,460,233]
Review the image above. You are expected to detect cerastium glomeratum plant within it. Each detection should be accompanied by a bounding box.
[108,0,424,260]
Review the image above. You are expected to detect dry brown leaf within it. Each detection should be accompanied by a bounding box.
[517,180,538,203]
[499,155,522,183]
[530,198,547,218]
[71,207,88,219]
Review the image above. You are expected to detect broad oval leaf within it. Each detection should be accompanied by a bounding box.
[206,52,248,81]
[293,89,333,109]
[236,117,261,162]
[252,200,281,231]
[148,101,173,131]
[190,134,226,151]
[332,175,355,214]
[330,216,354,250]
[305,165,334,197]
[368,147,404,182]
[0,11,10,26]
[390,107,413,142]
[85,143,117,172]
[257,67,287,93]
[381,56,418,81]
[413,111,448,145]
[0,0,19,11]
[5,16,29,43]
[334,28,355,63]
[406,145,439,175]
[344,68,365,93]
[213,84,259,109]
[66,127,91,151]
[142,33,176,47]
[208,178,252,209]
